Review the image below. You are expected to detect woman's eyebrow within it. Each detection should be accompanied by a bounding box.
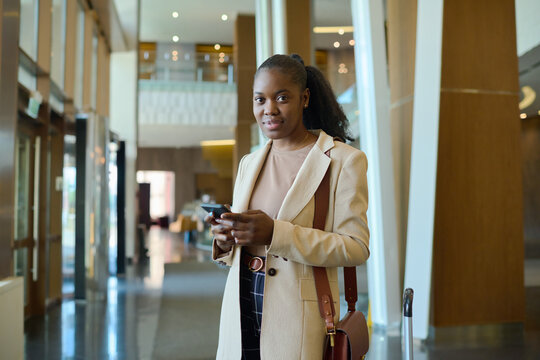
[253,89,289,95]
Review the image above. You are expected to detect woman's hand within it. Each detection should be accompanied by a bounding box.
[204,211,235,252]
[218,210,274,246]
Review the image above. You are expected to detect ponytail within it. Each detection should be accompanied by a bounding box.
[256,54,353,142]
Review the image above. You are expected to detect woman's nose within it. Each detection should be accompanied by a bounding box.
[264,101,278,115]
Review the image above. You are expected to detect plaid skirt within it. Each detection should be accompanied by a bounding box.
[240,253,266,360]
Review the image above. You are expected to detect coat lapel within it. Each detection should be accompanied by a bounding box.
[233,140,272,212]
[276,131,335,222]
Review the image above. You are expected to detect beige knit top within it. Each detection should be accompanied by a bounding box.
[248,142,315,219]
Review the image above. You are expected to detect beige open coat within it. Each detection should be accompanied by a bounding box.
[212,130,370,359]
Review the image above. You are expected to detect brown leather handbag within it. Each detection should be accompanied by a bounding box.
[312,159,369,360]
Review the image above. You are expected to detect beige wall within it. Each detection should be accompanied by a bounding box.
[387,0,417,288]
[0,278,23,360]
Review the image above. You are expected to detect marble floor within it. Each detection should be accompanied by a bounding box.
[24,228,540,359]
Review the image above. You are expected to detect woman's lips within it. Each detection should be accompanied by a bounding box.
[263,119,283,130]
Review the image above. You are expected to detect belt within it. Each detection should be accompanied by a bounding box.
[242,252,266,273]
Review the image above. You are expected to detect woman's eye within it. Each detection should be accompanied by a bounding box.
[254,97,264,103]
[277,95,288,102]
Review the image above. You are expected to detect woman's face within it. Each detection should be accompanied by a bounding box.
[253,68,310,141]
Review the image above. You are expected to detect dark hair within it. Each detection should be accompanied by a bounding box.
[255,54,352,142]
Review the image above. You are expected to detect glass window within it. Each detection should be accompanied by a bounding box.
[20,0,39,60]
[51,0,67,89]
[18,64,37,91]
[14,134,31,241]
[74,4,85,109]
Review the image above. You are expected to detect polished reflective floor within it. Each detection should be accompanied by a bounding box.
[25,228,540,359]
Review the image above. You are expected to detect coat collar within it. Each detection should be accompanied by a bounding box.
[234,130,335,222]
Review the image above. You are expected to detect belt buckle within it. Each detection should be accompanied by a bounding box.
[248,256,264,272]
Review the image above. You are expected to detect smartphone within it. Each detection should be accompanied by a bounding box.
[200,203,230,218]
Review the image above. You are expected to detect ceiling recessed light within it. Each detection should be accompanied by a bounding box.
[219,57,225,63]
[214,44,221,50]
[172,56,178,62]
[172,50,178,56]
[338,28,345,35]
[172,11,179,18]
[172,35,179,42]
[219,52,225,57]
[221,14,228,21]
[520,113,527,119]
[349,39,355,46]
[333,41,340,48]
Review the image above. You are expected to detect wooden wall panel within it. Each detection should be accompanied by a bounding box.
[137,147,221,216]
[64,0,78,100]
[82,11,95,111]
[233,15,256,180]
[0,0,20,278]
[37,0,52,73]
[433,92,524,325]
[441,0,519,92]
[196,174,233,205]
[285,0,312,65]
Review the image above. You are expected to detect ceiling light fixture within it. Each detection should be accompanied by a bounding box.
[338,28,345,35]
[313,26,354,34]
[172,35,179,42]
[219,52,225,57]
[219,58,225,63]
[172,50,178,56]
[349,39,355,46]
[221,14,228,21]
[334,41,340,48]
[520,113,527,119]
[172,11,179,18]
[214,44,221,50]
[338,63,348,74]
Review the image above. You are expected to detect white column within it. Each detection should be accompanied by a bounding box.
[255,0,273,67]
[351,0,401,328]
[272,0,287,54]
[110,51,138,261]
[404,0,444,340]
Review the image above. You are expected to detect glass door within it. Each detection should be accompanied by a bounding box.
[13,125,38,316]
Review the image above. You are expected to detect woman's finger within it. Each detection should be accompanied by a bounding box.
[204,213,218,225]
[214,233,230,241]
[215,218,235,227]
[221,212,251,223]
[231,229,251,241]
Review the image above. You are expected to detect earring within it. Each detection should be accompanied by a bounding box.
[304,104,308,108]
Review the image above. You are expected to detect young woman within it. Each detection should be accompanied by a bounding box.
[205,54,370,360]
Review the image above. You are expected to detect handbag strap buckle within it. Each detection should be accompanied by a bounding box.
[326,326,336,347]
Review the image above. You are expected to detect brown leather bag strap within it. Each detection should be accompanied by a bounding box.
[313,149,359,331]
[344,267,358,312]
